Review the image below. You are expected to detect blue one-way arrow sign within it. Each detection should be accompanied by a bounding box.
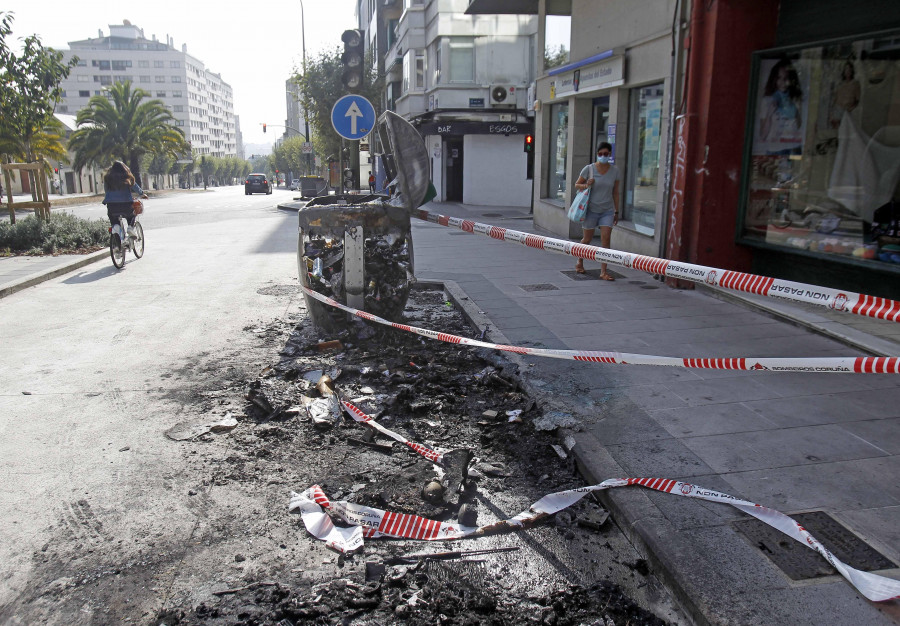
[331,95,376,141]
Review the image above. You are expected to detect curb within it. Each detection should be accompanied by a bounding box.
[0,249,108,300]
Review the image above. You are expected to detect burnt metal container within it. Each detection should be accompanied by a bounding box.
[297,195,414,330]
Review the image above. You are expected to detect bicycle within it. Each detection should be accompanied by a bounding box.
[109,199,145,269]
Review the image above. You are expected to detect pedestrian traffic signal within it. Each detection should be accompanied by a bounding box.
[263,123,267,133]
[341,29,364,90]
[524,134,534,153]
[343,167,355,190]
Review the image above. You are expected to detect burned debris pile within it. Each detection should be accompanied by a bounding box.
[155,288,673,625]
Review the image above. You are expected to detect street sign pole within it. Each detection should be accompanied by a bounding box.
[340,137,345,195]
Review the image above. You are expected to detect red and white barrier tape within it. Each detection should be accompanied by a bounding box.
[300,284,900,374]
[289,476,900,602]
[414,208,900,324]
[342,399,443,464]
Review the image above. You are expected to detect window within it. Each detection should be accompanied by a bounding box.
[79,90,90,97]
[174,105,183,112]
[76,59,87,66]
[433,42,441,85]
[157,91,166,97]
[171,76,181,83]
[155,76,165,83]
[624,84,664,235]
[97,75,112,85]
[448,39,474,83]
[113,75,132,82]
[77,74,89,82]
[544,14,571,70]
[97,60,110,70]
[740,32,900,268]
[112,60,131,70]
[57,105,68,113]
[138,60,149,68]
[140,75,151,83]
[170,60,180,68]
[546,102,569,201]
[415,50,425,90]
[175,120,185,127]
[59,90,66,97]
[154,60,164,68]
[173,90,182,97]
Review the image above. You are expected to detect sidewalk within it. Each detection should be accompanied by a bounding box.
[404,201,900,625]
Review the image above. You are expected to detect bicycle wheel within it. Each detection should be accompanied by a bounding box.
[110,233,126,268]
[132,223,145,258]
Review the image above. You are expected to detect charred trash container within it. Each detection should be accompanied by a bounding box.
[297,111,430,331]
[297,196,414,331]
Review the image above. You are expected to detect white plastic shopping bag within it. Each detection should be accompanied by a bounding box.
[567,188,590,222]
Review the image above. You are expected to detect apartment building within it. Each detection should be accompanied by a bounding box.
[361,0,538,206]
[57,21,238,158]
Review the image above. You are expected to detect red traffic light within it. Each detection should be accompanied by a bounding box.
[54,168,59,173]
[263,123,267,133]
[523,134,534,153]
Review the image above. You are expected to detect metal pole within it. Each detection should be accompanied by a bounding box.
[300,0,312,176]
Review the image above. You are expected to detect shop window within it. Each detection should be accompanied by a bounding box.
[448,39,474,83]
[624,84,663,235]
[741,32,900,268]
[592,96,611,158]
[546,102,569,202]
[544,14,570,71]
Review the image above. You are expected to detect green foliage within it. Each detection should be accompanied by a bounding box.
[544,45,569,70]
[292,48,384,166]
[0,212,109,255]
[69,81,189,187]
[0,11,78,162]
[272,136,311,177]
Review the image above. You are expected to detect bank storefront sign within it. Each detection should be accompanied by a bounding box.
[548,50,625,100]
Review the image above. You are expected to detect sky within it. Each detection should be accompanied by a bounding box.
[4,0,359,147]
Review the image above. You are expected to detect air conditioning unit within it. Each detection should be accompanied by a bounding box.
[489,84,517,108]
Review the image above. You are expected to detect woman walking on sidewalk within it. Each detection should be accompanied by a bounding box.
[574,143,620,280]
[102,161,147,238]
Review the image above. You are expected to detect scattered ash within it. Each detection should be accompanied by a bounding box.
[152,287,676,626]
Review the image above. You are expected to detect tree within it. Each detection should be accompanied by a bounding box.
[145,152,172,189]
[0,12,78,164]
[272,136,309,179]
[199,154,215,189]
[544,45,569,70]
[0,115,68,165]
[292,48,384,171]
[69,81,189,187]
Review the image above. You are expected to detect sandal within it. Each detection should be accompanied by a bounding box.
[600,273,615,281]
[575,264,586,274]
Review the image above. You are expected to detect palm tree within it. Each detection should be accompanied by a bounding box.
[69,81,189,187]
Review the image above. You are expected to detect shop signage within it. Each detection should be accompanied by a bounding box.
[552,55,625,100]
[416,121,533,136]
[469,98,485,107]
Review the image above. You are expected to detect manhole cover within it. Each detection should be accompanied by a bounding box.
[561,269,624,281]
[519,283,560,292]
[733,511,896,581]
[256,285,297,296]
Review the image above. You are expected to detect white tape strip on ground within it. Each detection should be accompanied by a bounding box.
[289,477,900,602]
[413,208,900,324]
[300,284,900,374]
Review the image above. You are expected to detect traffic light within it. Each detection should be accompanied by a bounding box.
[54,167,59,174]
[263,123,267,133]
[524,134,534,153]
[341,29,364,90]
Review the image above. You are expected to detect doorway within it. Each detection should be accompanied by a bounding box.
[445,138,464,202]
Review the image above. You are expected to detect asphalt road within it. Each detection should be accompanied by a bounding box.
[0,187,302,622]
[0,187,684,624]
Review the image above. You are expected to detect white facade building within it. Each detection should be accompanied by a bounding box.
[363,0,537,206]
[57,21,238,158]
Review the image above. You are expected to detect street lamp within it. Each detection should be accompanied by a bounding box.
[299,0,312,176]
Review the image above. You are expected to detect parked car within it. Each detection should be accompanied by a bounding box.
[289,179,301,191]
[245,173,272,195]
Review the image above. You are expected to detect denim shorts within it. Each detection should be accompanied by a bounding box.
[582,210,615,229]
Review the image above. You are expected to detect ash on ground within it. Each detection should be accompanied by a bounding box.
[155,287,682,626]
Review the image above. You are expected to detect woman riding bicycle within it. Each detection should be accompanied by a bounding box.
[102,161,147,237]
